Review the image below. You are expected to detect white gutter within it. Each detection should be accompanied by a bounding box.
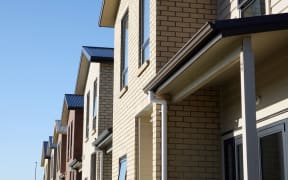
[95,149,104,180]
[148,91,167,180]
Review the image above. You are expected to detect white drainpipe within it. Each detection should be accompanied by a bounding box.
[148,91,167,180]
[95,149,104,180]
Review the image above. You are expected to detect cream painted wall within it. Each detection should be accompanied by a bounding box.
[220,50,288,134]
[138,117,153,180]
[82,62,100,180]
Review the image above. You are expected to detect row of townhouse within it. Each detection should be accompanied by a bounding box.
[41,46,114,180]
[41,0,288,180]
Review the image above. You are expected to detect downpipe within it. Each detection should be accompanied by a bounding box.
[95,148,104,180]
[148,91,167,180]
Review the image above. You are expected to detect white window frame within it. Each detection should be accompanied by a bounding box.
[93,79,98,130]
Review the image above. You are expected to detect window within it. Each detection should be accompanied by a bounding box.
[140,0,150,65]
[121,12,129,89]
[86,92,90,139]
[93,79,98,130]
[224,138,236,180]
[223,121,287,180]
[90,153,97,180]
[118,156,127,180]
[259,125,285,180]
[238,0,266,17]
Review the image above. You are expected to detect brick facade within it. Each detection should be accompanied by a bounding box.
[155,0,217,71]
[166,88,221,180]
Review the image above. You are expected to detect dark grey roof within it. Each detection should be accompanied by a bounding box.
[144,13,288,92]
[43,141,50,158]
[82,46,114,62]
[64,94,84,110]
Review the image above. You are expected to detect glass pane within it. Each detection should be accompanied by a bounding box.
[142,43,150,62]
[242,0,266,17]
[260,132,284,180]
[121,14,128,88]
[93,80,97,119]
[237,144,243,180]
[119,158,127,180]
[143,0,150,42]
[224,139,236,180]
[86,92,90,138]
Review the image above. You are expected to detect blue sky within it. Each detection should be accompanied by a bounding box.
[0,0,113,179]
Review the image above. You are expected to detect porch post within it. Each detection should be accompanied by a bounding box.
[240,37,260,180]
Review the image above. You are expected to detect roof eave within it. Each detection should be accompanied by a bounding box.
[144,13,288,93]
[99,0,120,27]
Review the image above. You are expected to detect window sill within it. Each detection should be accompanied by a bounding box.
[119,86,128,98]
[84,137,89,143]
[137,60,150,77]
[91,129,97,135]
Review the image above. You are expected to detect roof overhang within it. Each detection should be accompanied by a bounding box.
[75,47,114,95]
[99,0,120,27]
[61,94,84,126]
[144,13,288,102]
[69,159,82,171]
[53,120,67,144]
[41,141,50,167]
[47,136,57,155]
[93,128,113,153]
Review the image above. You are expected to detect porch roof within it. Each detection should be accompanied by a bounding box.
[143,13,288,99]
[92,128,112,148]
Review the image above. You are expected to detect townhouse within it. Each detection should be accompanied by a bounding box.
[74,46,114,180]
[41,141,50,180]
[40,0,288,180]
[48,136,57,180]
[61,94,84,180]
[99,0,288,180]
[53,120,67,180]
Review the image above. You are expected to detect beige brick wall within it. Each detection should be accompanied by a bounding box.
[167,88,221,180]
[98,63,114,133]
[82,61,114,180]
[113,0,218,179]
[155,0,217,71]
[103,153,112,180]
[113,0,156,179]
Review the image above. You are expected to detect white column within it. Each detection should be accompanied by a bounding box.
[240,37,260,180]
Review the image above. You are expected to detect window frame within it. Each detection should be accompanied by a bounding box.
[139,0,150,66]
[118,155,127,180]
[238,0,267,17]
[222,120,288,180]
[90,153,97,180]
[93,79,98,130]
[120,11,129,90]
[86,91,90,139]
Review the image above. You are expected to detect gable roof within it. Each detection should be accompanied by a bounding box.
[75,46,114,95]
[60,94,84,126]
[82,46,114,62]
[144,13,288,93]
[64,94,84,110]
[41,141,50,167]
